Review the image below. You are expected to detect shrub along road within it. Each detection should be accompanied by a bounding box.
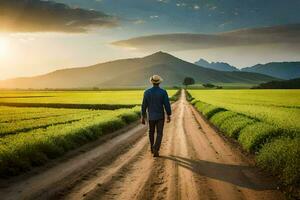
[0,90,284,200]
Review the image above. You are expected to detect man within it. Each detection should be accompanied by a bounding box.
[141,75,171,157]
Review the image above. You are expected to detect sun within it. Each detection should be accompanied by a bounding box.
[0,37,9,58]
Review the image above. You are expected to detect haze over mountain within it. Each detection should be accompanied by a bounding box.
[195,58,300,80]
[241,62,300,80]
[0,52,278,89]
[195,59,239,72]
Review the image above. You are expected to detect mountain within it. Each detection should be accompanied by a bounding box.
[253,78,300,89]
[195,59,239,71]
[241,62,300,80]
[195,58,300,80]
[0,52,278,89]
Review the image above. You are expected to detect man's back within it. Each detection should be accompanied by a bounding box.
[141,75,171,157]
[141,86,171,121]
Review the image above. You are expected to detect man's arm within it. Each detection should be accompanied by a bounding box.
[141,92,148,124]
[163,91,172,122]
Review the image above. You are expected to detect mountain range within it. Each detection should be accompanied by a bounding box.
[0,52,278,89]
[195,59,239,72]
[195,59,300,80]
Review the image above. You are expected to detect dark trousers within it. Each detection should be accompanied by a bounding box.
[148,119,165,152]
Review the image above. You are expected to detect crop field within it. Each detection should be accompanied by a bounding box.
[0,90,177,105]
[188,89,300,186]
[189,89,300,133]
[0,106,140,176]
[0,89,178,176]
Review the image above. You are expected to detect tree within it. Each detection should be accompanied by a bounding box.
[202,83,215,88]
[183,77,195,88]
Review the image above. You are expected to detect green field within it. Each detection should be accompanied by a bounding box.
[0,90,177,105]
[188,89,300,186]
[0,106,140,176]
[0,89,178,176]
[189,90,300,133]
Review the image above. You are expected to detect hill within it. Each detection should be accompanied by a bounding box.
[195,59,239,72]
[253,78,300,89]
[0,52,278,89]
[241,62,300,80]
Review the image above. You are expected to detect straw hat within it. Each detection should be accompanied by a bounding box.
[150,75,163,84]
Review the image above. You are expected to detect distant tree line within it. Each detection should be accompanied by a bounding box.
[182,77,223,89]
[252,78,300,89]
[202,83,222,89]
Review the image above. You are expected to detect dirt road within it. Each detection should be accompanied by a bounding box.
[0,90,284,200]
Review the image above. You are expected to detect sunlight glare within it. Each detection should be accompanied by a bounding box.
[0,37,9,58]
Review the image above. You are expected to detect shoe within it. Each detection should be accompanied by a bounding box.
[151,147,154,154]
[153,151,159,157]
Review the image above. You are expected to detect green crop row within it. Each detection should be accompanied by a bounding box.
[188,89,300,133]
[257,137,300,187]
[0,107,140,176]
[0,110,109,136]
[0,102,137,110]
[189,94,300,187]
[0,107,85,123]
[169,89,181,102]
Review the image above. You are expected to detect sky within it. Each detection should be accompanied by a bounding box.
[0,0,300,80]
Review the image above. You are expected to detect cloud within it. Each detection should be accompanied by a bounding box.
[218,21,233,28]
[112,24,300,51]
[150,15,159,19]
[0,0,118,33]
[176,3,186,7]
[193,5,200,10]
[157,0,169,3]
[210,6,217,10]
[133,19,146,25]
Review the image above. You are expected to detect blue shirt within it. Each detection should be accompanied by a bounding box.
[141,86,172,120]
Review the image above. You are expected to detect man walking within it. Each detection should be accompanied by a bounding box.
[141,75,171,157]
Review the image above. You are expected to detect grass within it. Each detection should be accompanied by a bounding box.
[169,89,181,102]
[188,89,300,187]
[0,107,140,176]
[0,107,83,123]
[189,89,300,133]
[0,108,110,136]
[193,101,226,119]
[218,115,256,139]
[238,122,283,152]
[257,137,300,186]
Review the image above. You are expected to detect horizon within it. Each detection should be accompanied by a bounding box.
[1,0,300,80]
